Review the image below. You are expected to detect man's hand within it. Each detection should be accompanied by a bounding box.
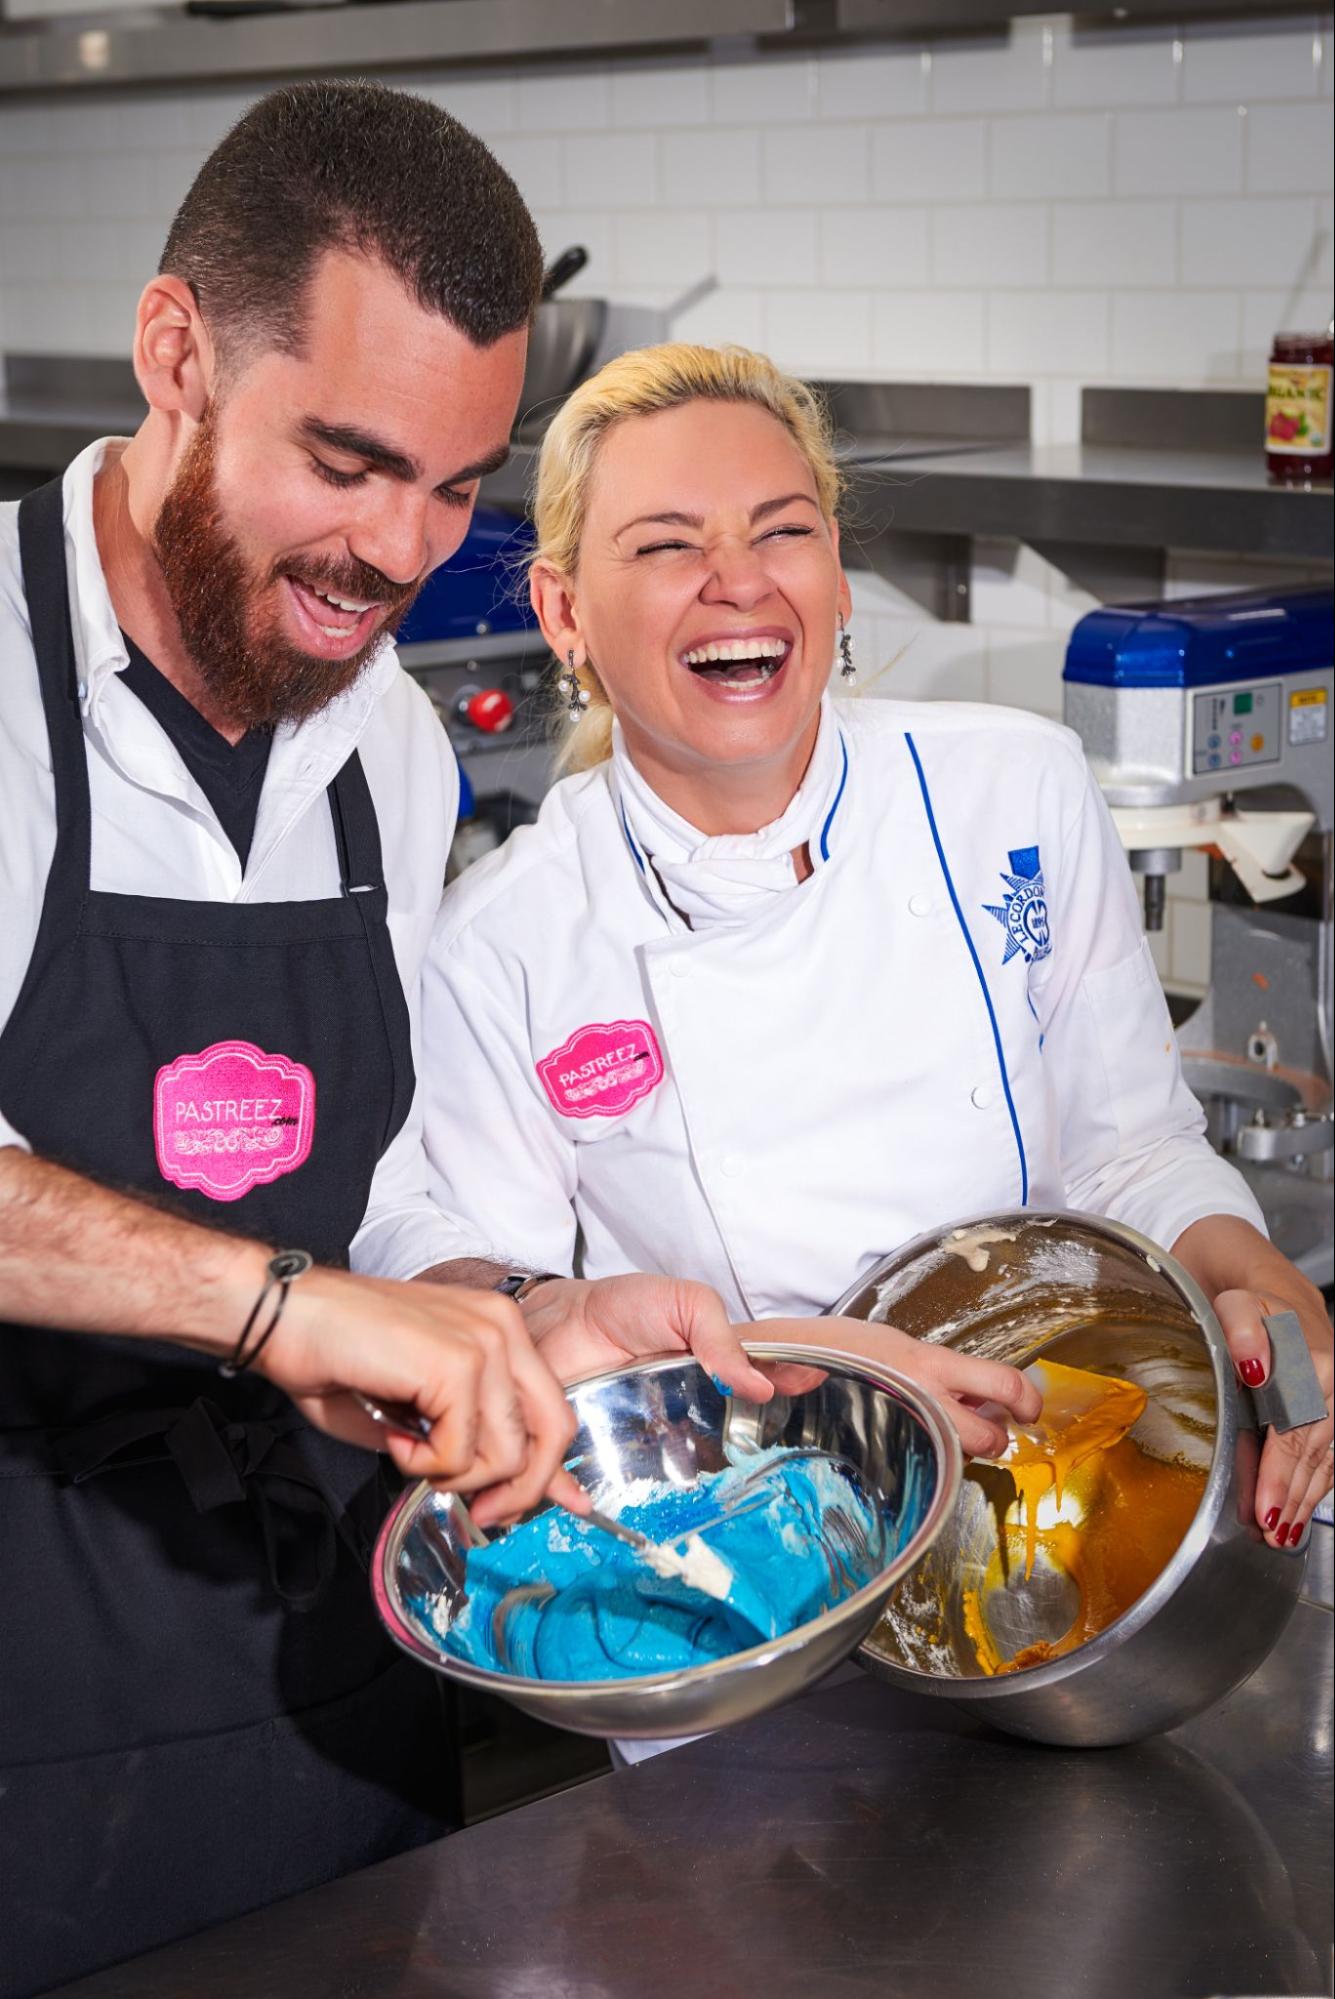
[519,1273,786,1400]
[0,1149,583,1530]
[257,1269,584,1529]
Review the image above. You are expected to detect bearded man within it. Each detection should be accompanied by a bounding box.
[0,80,760,1998]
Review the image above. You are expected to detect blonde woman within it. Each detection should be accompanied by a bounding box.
[421,343,1333,1565]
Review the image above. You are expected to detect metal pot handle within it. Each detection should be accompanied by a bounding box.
[1237,1311,1329,1432]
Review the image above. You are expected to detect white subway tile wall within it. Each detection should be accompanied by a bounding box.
[2,14,1331,983]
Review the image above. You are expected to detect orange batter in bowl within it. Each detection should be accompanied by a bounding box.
[963,1360,1208,1677]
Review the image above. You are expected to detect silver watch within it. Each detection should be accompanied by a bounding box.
[494,1270,562,1303]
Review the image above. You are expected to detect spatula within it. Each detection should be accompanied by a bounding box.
[977,1357,1147,1658]
[581,1505,737,1602]
[1002,1358,1148,1475]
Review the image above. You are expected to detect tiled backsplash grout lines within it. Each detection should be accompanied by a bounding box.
[2,12,1331,984]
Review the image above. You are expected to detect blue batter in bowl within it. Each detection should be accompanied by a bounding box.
[370,1346,962,1741]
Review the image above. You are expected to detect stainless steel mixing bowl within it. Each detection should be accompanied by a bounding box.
[371,1344,962,1741]
[831,1209,1308,1746]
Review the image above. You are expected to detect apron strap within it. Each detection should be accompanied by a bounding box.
[327,747,417,1156]
[16,477,94,899]
[329,749,387,897]
[18,471,387,911]
[53,1398,370,1613]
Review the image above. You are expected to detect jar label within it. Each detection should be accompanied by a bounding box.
[1265,363,1332,454]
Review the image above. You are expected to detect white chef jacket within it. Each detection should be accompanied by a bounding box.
[422,695,1264,1318]
[0,439,489,1280]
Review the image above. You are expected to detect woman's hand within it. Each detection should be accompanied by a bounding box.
[1174,1215,1333,1549]
[755,1316,1043,1458]
[1212,1287,1332,1547]
[520,1274,793,1401]
[522,1283,1042,1457]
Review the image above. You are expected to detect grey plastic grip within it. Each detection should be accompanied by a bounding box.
[1237,1310,1329,1433]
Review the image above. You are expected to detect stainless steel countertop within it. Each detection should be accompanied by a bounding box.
[47,1540,1333,1999]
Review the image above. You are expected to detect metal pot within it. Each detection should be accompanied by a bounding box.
[515,298,606,442]
[516,248,606,443]
[829,1210,1308,1746]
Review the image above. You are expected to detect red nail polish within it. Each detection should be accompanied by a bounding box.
[1264,1507,1280,1532]
[1240,1358,1266,1387]
[1289,1524,1304,1549]
[1277,1521,1292,1544]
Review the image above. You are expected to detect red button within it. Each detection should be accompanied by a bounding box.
[460,688,514,734]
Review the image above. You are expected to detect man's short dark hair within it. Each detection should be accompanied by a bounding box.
[160,80,543,360]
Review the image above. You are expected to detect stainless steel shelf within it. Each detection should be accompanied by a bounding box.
[843,439,1334,564]
[0,402,143,485]
[0,0,807,96]
[0,0,1315,96]
[6,365,1328,575]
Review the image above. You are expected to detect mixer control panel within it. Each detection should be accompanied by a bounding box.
[1191,681,1281,775]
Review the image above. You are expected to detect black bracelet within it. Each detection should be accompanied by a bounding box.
[219,1249,314,1378]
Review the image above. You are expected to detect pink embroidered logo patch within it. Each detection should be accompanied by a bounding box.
[154,1039,316,1203]
[537,1020,664,1121]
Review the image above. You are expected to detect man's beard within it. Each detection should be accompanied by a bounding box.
[152,407,425,733]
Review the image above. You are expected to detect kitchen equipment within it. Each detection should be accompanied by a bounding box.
[541,245,590,301]
[371,1344,962,1741]
[394,506,553,839]
[579,1503,734,1597]
[1064,587,1334,1283]
[352,1390,433,1442]
[396,505,537,651]
[393,272,668,853]
[515,257,665,442]
[831,1210,1312,1746]
[518,298,606,439]
[987,1357,1146,1650]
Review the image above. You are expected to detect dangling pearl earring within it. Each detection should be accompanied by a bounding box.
[556,649,591,723]
[838,617,856,684]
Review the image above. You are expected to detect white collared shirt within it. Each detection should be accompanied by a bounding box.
[0,439,487,1279]
[422,697,1264,1318]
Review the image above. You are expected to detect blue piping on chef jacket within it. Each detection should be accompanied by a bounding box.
[904,733,1029,1206]
[818,735,849,862]
[619,801,647,874]
[617,732,851,875]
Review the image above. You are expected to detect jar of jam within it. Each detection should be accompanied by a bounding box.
[1265,329,1333,486]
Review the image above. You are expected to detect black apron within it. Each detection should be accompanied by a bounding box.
[0,479,459,1999]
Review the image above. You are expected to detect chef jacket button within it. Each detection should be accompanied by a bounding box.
[720,1153,742,1177]
[669,959,690,980]
[970,1084,994,1110]
[908,893,932,917]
